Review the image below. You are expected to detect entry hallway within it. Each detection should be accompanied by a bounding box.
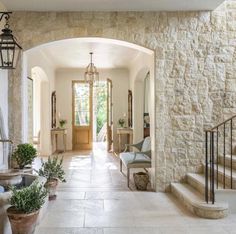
[35,144,236,234]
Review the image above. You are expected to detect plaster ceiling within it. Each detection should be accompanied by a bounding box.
[27,38,150,69]
[1,0,224,11]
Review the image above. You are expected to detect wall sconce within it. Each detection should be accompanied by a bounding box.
[0,12,22,69]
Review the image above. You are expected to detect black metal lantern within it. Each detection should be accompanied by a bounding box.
[0,12,22,69]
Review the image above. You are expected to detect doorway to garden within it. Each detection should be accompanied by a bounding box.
[72,79,113,152]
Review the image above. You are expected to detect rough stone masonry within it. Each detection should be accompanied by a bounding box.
[8,0,236,191]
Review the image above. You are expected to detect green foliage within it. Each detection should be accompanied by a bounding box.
[118,118,125,127]
[9,181,47,214]
[96,83,107,134]
[13,144,37,169]
[59,119,67,128]
[37,156,66,182]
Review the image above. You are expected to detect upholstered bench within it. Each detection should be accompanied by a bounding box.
[119,137,151,187]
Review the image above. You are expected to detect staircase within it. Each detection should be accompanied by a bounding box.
[171,114,236,219]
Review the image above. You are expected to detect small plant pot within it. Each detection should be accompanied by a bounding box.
[7,206,39,234]
[45,178,58,200]
[133,172,149,191]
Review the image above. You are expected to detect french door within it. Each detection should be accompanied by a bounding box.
[107,79,113,152]
[72,81,93,150]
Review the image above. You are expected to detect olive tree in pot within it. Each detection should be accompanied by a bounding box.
[7,181,47,234]
[12,144,37,170]
[37,156,66,200]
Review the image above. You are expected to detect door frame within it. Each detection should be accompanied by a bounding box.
[107,78,113,152]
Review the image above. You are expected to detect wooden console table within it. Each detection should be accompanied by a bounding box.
[117,128,133,153]
[51,128,67,153]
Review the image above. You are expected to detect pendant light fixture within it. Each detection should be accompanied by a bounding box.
[0,12,22,69]
[84,52,99,85]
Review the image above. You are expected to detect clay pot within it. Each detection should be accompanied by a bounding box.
[45,178,58,200]
[133,172,149,191]
[7,206,39,234]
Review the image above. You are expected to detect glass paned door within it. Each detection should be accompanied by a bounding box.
[107,79,113,152]
[72,81,93,150]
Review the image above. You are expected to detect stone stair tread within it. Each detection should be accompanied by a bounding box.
[187,173,205,184]
[171,182,204,203]
[207,164,236,179]
[219,154,236,161]
[187,173,225,190]
[171,182,227,209]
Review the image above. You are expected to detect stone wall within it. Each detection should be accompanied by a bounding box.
[8,1,236,191]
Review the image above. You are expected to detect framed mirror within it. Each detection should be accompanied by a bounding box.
[128,90,133,128]
[51,91,56,129]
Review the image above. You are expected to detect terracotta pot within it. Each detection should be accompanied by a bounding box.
[7,206,39,234]
[133,172,149,191]
[45,178,58,200]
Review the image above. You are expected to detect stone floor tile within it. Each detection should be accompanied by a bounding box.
[103,227,162,234]
[35,144,236,234]
[39,211,84,227]
[35,227,104,234]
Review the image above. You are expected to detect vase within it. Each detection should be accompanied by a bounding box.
[133,172,149,191]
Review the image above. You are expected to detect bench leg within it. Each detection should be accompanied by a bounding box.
[127,168,130,187]
[120,159,122,172]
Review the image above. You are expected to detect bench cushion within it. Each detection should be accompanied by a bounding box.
[120,152,151,167]
[141,136,151,152]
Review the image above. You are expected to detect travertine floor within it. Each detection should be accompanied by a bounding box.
[34,143,236,234]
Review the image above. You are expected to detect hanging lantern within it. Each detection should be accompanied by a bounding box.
[0,12,22,69]
[84,52,99,85]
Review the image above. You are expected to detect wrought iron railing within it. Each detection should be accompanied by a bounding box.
[205,114,236,204]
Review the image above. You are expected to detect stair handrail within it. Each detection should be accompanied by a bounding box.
[205,114,236,204]
[206,114,236,132]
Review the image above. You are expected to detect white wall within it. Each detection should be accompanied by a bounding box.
[0,2,8,169]
[0,70,8,137]
[129,52,156,189]
[129,52,154,143]
[25,50,56,155]
[55,68,129,151]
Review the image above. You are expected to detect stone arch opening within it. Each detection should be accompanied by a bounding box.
[18,36,157,189]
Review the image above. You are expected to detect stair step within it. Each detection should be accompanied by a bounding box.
[187,173,205,195]
[206,164,236,189]
[187,173,225,195]
[171,182,228,219]
[218,154,236,170]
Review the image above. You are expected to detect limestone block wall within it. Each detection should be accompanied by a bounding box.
[8,0,236,191]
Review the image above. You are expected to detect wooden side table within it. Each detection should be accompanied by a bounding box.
[117,128,133,153]
[51,128,67,153]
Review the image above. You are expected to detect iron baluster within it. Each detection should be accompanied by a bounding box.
[224,123,226,189]
[205,131,209,203]
[211,131,215,204]
[231,119,233,189]
[217,127,219,189]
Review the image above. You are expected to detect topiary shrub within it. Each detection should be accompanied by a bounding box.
[9,181,47,214]
[13,144,37,169]
[37,156,66,182]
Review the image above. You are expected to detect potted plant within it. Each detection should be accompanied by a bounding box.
[118,118,125,128]
[12,144,37,170]
[7,181,47,234]
[59,119,67,128]
[37,156,66,200]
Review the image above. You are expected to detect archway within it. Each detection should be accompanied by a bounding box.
[30,66,51,155]
[18,37,156,189]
